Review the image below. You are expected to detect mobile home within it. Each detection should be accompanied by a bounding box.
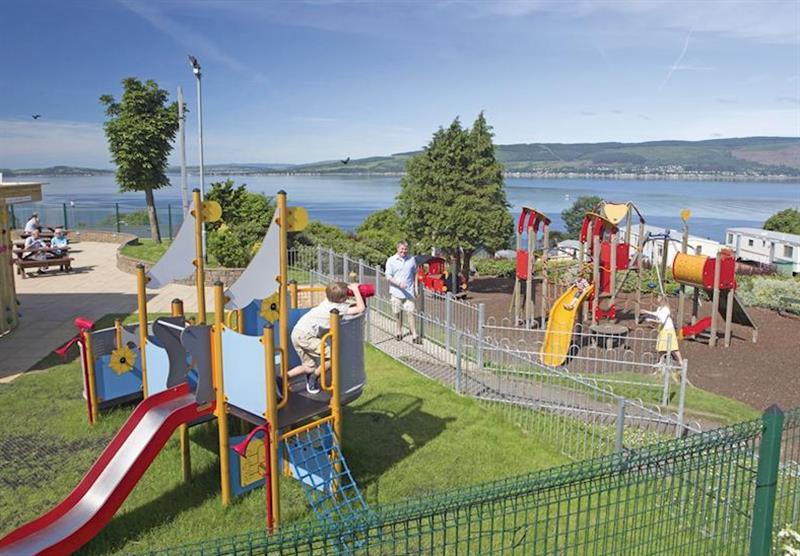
[726,227,800,275]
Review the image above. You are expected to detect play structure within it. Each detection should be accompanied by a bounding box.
[510,206,551,326]
[416,256,467,296]
[0,178,43,337]
[672,249,757,347]
[0,190,371,555]
[540,201,646,367]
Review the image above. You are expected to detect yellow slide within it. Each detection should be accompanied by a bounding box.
[540,284,594,367]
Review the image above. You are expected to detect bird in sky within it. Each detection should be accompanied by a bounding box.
[31,114,41,119]
[341,157,350,164]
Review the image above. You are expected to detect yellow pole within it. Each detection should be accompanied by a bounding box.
[136,264,149,398]
[277,191,290,407]
[213,281,231,505]
[236,309,244,333]
[171,298,185,318]
[192,189,207,324]
[289,280,298,309]
[330,310,342,442]
[263,324,281,528]
[114,319,123,349]
[84,331,99,424]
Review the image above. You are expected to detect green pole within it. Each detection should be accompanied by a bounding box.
[168,204,173,241]
[62,203,68,229]
[749,405,784,556]
[115,203,121,233]
[9,205,16,229]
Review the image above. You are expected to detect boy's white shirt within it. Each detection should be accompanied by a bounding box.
[293,300,355,337]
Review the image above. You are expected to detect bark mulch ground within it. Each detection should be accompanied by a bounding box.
[465,276,800,412]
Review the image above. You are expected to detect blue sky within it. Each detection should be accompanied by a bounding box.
[1,0,798,167]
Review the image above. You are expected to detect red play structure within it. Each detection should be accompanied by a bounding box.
[579,212,632,322]
[511,206,551,326]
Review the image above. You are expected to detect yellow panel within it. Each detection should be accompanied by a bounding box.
[602,203,629,225]
[240,437,266,487]
[286,206,308,232]
[202,200,222,223]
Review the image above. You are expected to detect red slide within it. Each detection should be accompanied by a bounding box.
[0,384,214,556]
[680,316,712,339]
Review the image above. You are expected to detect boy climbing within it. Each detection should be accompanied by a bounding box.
[288,282,366,394]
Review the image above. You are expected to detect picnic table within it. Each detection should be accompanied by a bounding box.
[12,246,74,277]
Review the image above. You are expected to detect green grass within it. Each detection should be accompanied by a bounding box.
[120,239,171,263]
[0,336,567,554]
[576,371,760,426]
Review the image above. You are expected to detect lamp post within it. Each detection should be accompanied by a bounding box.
[189,54,206,260]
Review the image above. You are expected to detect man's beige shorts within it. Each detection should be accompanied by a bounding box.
[291,329,329,369]
[391,297,415,315]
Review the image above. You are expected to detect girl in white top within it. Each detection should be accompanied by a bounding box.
[642,296,684,365]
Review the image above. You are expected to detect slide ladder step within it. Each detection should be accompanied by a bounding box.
[284,421,368,523]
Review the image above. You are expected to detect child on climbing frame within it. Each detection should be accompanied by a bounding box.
[642,295,684,367]
[288,282,365,394]
[563,272,591,311]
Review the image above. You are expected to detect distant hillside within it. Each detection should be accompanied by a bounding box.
[6,137,799,180]
[0,166,114,177]
[290,137,800,179]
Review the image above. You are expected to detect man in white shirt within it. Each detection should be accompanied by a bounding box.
[385,241,422,344]
[24,213,41,233]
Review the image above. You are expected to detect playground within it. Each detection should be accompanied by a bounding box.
[0,192,797,554]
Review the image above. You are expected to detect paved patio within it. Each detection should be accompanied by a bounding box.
[0,242,212,381]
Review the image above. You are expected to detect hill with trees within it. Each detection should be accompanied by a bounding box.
[290,136,800,179]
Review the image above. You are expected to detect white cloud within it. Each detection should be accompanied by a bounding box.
[0,120,109,168]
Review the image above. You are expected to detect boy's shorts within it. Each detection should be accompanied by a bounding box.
[391,297,415,314]
[291,328,329,369]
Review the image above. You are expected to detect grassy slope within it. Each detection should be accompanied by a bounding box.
[0,344,566,555]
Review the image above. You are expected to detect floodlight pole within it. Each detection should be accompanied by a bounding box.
[177,86,189,214]
[190,55,207,261]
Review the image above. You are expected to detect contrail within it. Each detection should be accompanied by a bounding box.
[660,28,693,91]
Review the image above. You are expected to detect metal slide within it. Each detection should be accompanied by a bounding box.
[0,384,213,556]
[541,284,595,367]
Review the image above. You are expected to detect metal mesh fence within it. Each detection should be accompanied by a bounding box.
[141,413,795,555]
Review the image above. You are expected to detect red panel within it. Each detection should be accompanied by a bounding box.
[701,255,736,290]
[516,250,529,280]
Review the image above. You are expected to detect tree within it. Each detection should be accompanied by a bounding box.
[396,112,513,279]
[205,180,274,267]
[561,195,603,238]
[355,208,405,255]
[764,208,800,235]
[100,78,179,243]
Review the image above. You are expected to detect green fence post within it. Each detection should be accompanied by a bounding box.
[62,203,68,229]
[9,205,16,229]
[115,203,121,233]
[168,204,173,241]
[749,405,785,556]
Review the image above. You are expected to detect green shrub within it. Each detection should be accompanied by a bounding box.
[474,258,516,278]
[207,225,251,268]
[297,221,387,267]
[204,180,275,267]
[99,209,150,226]
[736,275,800,311]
